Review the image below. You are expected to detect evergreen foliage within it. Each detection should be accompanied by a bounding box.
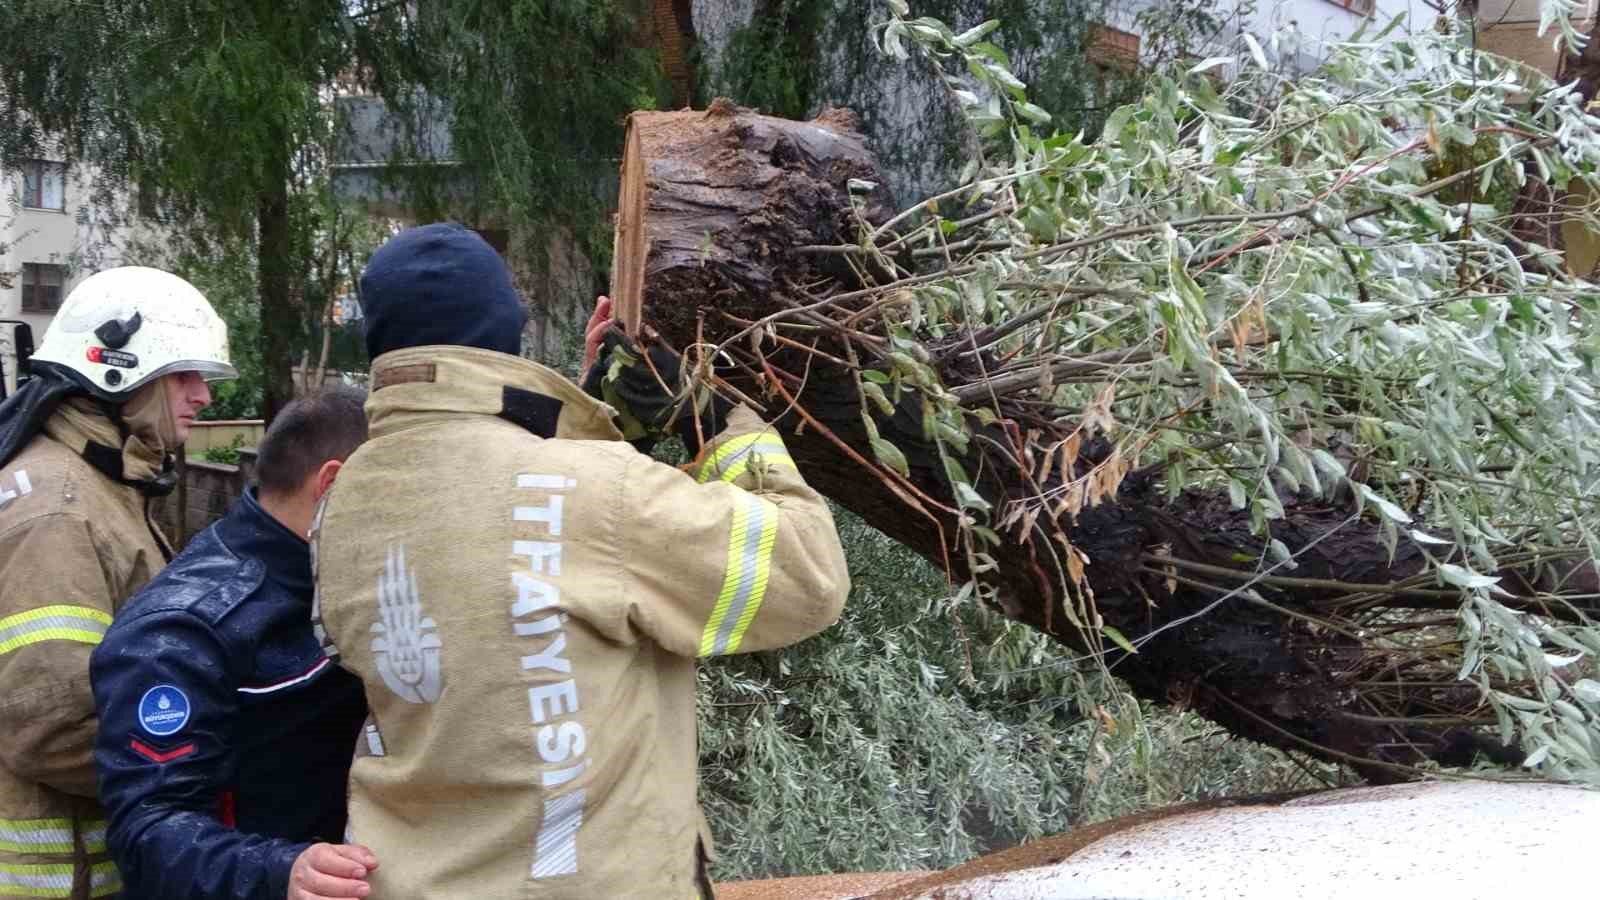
[386,1,668,268]
[0,0,412,419]
[705,1,1224,207]
[116,173,390,419]
[715,0,832,120]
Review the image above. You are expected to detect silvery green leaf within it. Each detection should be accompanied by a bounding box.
[1187,56,1234,75]
[1409,529,1451,546]
[953,20,999,47]
[881,23,906,60]
[870,438,910,477]
[1522,744,1552,769]
[994,68,1027,92]
[1256,483,1285,520]
[1014,102,1052,124]
[1242,33,1269,70]
[1438,563,1500,590]
[1574,679,1600,704]
[953,481,992,512]
[1497,691,1548,713]
[1268,538,1297,570]
[1553,699,1586,721]
[1356,483,1413,524]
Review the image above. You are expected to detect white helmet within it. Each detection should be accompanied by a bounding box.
[30,266,236,399]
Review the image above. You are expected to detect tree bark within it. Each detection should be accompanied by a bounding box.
[258,161,296,425]
[610,99,894,336]
[616,103,1581,777]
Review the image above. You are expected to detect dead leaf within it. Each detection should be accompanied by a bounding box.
[1094,705,1119,735]
[1060,432,1082,481]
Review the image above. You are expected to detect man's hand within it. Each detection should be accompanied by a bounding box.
[288,842,378,900]
[583,295,615,371]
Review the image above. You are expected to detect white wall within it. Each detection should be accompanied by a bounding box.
[1,163,157,338]
[1097,0,1430,75]
[1253,0,1430,44]
[1247,0,1432,71]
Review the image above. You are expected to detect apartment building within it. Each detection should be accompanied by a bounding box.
[1086,0,1430,76]
[2,157,151,340]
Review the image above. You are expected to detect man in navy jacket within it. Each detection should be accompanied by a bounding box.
[90,387,374,900]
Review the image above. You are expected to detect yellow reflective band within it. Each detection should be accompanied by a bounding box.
[698,433,763,481]
[90,859,121,898]
[724,506,778,653]
[0,860,120,898]
[0,818,107,855]
[0,606,113,630]
[713,451,796,486]
[0,606,112,657]
[696,433,795,484]
[697,494,780,656]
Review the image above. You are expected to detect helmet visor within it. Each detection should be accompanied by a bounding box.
[135,359,240,389]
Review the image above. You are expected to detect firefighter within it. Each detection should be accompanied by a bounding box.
[0,266,235,900]
[311,223,850,898]
[90,386,374,900]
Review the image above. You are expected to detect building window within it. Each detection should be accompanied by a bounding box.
[1088,24,1141,72]
[21,264,66,313]
[1323,0,1375,15]
[20,160,66,211]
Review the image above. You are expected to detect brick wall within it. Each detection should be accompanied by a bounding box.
[1481,22,1564,78]
[1479,17,1596,79]
[650,0,695,108]
[1088,23,1140,71]
[151,449,256,549]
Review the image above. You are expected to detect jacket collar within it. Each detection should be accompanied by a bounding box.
[216,487,312,597]
[44,398,174,492]
[366,345,623,442]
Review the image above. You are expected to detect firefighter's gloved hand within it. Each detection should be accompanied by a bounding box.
[582,330,730,455]
[580,330,677,447]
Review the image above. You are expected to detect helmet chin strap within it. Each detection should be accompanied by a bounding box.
[78,434,178,497]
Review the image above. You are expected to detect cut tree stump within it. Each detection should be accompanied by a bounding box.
[611,99,894,339]
[611,102,1578,779]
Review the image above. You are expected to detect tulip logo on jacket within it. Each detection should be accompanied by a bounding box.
[371,544,443,703]
[138,685,191,736]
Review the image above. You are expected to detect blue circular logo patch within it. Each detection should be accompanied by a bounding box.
[137,685,191,737]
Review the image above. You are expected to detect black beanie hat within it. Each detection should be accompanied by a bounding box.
[358,222,527,360]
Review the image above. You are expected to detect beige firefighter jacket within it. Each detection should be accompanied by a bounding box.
[312,345,850,900]
[0,399,174,900]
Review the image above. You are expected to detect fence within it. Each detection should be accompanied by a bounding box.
[185,420,266,458]
[150,449,256,548]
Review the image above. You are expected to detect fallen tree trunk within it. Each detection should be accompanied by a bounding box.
[612,103,1589,779]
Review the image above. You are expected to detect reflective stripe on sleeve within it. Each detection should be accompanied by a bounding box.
[0,606,112,656]
[695,433,796,484]
[0,860,120,898]
[697,493,780,656]
[0,818,108,855]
